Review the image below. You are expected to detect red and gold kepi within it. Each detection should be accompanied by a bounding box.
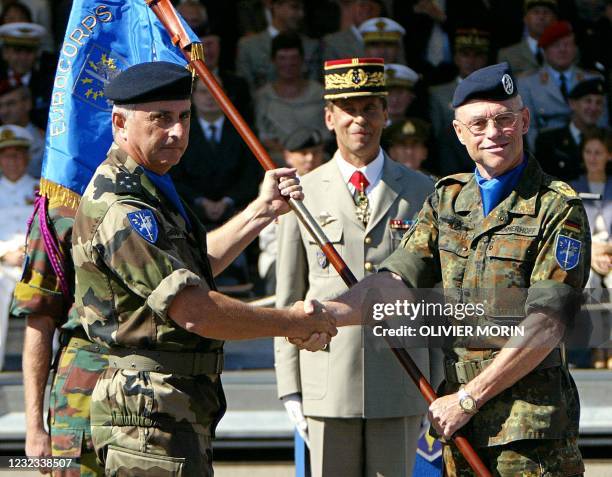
[324,57,387,100]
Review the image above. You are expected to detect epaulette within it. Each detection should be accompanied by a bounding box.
[115,171,142,195]
[435,172,472,188]
[546,179,581,202]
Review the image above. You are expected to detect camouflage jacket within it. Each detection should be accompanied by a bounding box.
[72,144,222,353]
[11,197,81,330]
[381,156,590,447]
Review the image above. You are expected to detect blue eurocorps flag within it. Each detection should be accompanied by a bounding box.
[42,0,198,196]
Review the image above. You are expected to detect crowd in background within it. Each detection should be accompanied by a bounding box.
[0,0,610,368]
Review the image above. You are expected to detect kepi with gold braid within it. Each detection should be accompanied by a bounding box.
[324,57,387,100]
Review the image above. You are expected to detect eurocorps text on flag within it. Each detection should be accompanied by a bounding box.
[42,0,198,196]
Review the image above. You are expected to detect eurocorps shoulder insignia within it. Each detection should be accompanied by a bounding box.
[555,234,581,271]
[127,209,158,244]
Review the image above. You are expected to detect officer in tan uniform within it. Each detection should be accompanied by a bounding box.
[293,62,590,476]
[275,57,435,477]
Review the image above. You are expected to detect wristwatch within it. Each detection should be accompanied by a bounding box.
[458,387,478,415]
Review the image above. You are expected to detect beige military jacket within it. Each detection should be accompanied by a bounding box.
[274,154,436,418]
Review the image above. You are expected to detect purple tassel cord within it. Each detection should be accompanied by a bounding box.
[25,194,71,300]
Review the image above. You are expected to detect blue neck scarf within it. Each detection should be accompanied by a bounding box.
[475,157,527,217]
[144,170,191,229]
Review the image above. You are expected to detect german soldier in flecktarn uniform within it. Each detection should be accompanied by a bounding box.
[71,61,336,476]
[291,62,590,476]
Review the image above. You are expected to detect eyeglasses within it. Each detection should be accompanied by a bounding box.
[456,109,524,136]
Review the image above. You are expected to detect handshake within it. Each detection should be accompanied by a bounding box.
[286,299,336,352]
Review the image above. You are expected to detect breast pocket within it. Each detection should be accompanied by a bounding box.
[438,228,471,287]
[308,221,343,277]
[486,235,536,289]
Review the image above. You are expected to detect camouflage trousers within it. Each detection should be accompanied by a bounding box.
[49,337,108,477]
[443,437,584,477]
[90,367,225,477]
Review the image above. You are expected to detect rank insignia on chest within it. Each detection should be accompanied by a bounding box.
[316,249,329,269]
[127,209,158,244]
[389,219,414,230]
[555,234,581,271]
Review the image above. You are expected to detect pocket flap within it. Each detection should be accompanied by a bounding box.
[106,445,185,476]
[439,229,470,257]
[308,221,343,244]
[487,236,535,261]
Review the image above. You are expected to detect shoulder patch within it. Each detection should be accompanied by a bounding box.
[555,234,582,271]
[127,209,158,244]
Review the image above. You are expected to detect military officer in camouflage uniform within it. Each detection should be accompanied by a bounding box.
[293,63,590,476]
[71,61,336,476]
[12,182,107,475]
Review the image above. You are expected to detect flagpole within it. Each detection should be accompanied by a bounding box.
[145,1,491,475]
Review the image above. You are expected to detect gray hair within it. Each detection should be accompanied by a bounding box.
[111,103,135,138]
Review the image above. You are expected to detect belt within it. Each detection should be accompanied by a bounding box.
[59,327,90,346]
[107,348,224,376]
[444,349,563,384]
[59,329,108,354]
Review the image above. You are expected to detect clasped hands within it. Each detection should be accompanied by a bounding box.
[287,299,335,352]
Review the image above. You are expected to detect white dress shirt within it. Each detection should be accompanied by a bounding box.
[335,148,384,205]
[198,115,225,143]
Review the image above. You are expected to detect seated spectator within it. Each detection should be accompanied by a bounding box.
[570,128,612,288]
[255,32,327,164]
[0,124,37,370]
[383,117,435,177]
[170,77,262,228]
[176,0,208,29]
[519,21,606,149]
[0,22,55,129]
[237,0,320,92]
[258,128,325,295]
[537,78,607,180]
[497,0,558,75]
[384,63,420,124]
[0,84,43,177]
[429,28,490,176]
[1,1,53,52]
[195,21,254,125]
[359,16,406,64]
[569,127,612,369]
[322,0,383,60]
[0,1,30,24]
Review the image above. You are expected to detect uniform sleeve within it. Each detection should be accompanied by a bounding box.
[379,192,441,288]
[11,208,72,325]
[92,201,204,320]
[526,198,591,320]
[273,211,308,398]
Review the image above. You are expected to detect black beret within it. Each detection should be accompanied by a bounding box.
[105,61,192,105]
[283,128,323,152]
[568,78,606,100]
[452,62,518,108]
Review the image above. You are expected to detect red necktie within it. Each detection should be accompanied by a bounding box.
[349,171,369,194]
